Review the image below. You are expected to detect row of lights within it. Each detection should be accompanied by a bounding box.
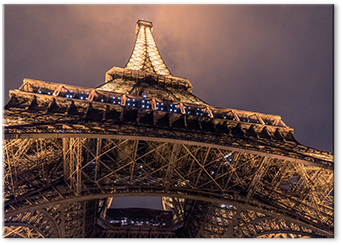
[111,219,166,226]
[35,89,271,124]
[221,204,233,208]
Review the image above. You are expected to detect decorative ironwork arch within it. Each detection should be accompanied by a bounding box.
[4,224,45,238]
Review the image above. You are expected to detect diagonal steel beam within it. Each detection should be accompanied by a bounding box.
[182,144,224,192]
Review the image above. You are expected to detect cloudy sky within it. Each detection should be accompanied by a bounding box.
[4,4,333,152]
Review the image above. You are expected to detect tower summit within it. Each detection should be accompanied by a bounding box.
[125,20,171,76]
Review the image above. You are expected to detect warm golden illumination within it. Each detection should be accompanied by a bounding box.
[125,20,171,76]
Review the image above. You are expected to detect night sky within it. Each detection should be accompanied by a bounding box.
[4,4,333,152]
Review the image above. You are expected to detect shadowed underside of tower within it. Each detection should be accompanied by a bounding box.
[3,20,333,238]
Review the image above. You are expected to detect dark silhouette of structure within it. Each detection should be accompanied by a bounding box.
[3,20,333,238]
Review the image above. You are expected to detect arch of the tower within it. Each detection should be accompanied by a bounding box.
[4,132,333,238]
[3,196,328,238]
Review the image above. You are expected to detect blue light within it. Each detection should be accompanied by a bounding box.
[142,105,145,108]
[38,91,41,93]
[80,97,83,99]
[224,153,232,158]
[48,92,51,95]
[133,99,135,101]
[128,103,130,106]
[133,104,135,106]
[142,100,145,103]
[66,95,69,98]
[70,95,73,98]
[147,106,149,108]
[174,110,177,112]
[118,102,120,104]
[101,99,104,102]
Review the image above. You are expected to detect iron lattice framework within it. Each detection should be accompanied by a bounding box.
[3,20,333,238]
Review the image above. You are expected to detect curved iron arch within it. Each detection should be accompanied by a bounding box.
[4,192,333,238]
[4,132,333,238]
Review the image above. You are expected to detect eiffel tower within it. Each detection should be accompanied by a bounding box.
[3,20,333,238]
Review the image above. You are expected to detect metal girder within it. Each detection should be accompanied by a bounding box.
[4,126,332,170]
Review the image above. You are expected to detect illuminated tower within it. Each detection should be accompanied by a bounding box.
[3,20,333,238]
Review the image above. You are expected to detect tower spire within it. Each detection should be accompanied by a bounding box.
[125,20,171,76]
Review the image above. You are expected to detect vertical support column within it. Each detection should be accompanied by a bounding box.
[59,204,65,238]
[63,138,69,180]
[164,143,181,191]
[130,140,139,184]
[76,138,82,196]
[63,138,83,195]
[95,138,101,182]
[69,138,76,191]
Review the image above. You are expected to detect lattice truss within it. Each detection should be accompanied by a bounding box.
[3,136,333,238]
